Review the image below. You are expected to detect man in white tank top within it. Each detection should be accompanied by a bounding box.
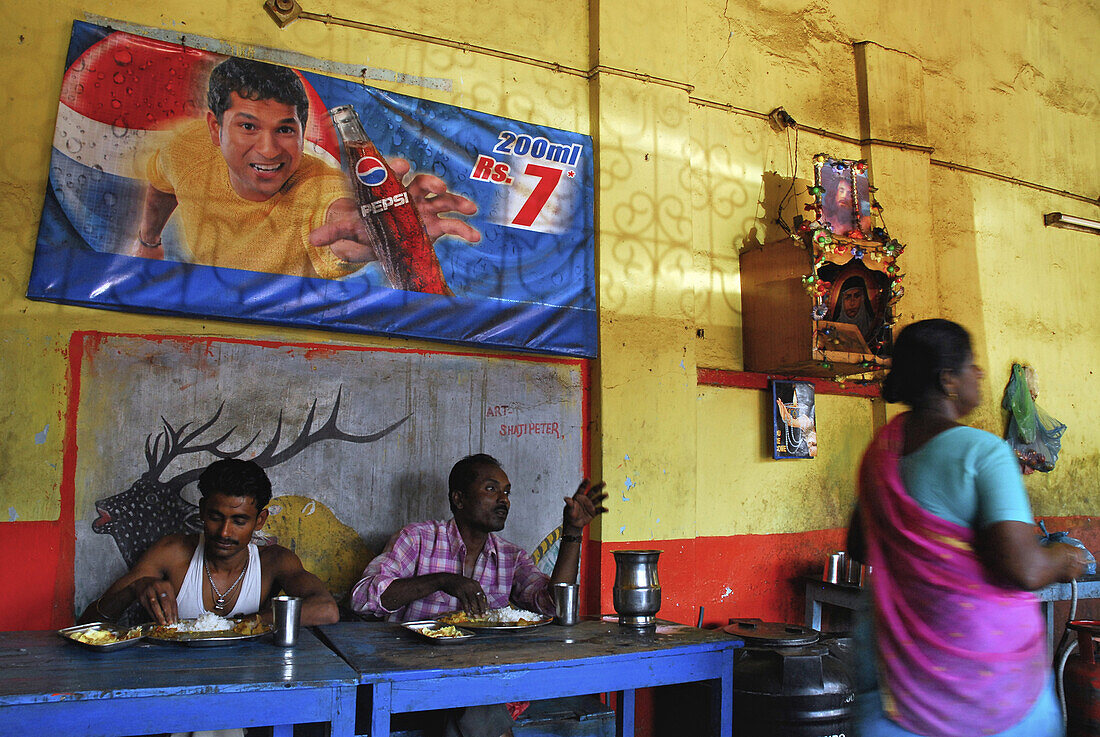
[79,459,340,736]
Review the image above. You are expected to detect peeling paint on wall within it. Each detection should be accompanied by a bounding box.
[34,424,48,444]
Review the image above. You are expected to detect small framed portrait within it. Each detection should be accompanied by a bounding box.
[772,380,817,459]
[816,259,892,356]
[815,157,874,241]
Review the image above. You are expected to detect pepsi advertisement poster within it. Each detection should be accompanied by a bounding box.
[27,21,597,357]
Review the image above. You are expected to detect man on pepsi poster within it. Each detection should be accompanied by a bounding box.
[133,57,480,280]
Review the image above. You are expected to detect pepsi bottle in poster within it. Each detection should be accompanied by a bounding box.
[329,104,451,295]
[27,21,596,357]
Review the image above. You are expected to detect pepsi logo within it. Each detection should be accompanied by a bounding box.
[355,156,388,187]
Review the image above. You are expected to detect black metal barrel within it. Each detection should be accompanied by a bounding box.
[724,619,854,737]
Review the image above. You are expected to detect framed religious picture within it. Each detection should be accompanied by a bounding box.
[814,156,874,242]
[814,258,892,358]
[772,380,817,459]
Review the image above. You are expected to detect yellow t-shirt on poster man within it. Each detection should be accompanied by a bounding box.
[146,119,357,280]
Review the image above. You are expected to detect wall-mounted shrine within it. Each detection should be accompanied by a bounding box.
[741,155,906,378]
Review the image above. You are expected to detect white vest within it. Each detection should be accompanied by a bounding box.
[176,534,261,618]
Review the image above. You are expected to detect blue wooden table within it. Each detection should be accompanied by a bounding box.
[0,627,357,737]
[318,619,742,737]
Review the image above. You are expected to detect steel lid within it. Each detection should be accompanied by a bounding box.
[722,618,820,647]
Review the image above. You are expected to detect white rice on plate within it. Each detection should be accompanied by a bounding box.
[171,611,235,632]
[484,606,542,623]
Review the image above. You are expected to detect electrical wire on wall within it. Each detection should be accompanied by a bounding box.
[770,107,801,240]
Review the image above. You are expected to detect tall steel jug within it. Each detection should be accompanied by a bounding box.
[612,550,662,628]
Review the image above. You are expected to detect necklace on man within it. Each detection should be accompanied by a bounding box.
[205,558,247,611]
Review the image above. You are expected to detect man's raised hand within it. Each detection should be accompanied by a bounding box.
[563,479,608,532]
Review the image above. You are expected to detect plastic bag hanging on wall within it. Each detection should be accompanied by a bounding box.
[1001,364,1066,473]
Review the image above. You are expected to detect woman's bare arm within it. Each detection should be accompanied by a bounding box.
[978,520,1088,590]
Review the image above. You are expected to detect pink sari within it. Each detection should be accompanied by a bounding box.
[859,414,1047,736]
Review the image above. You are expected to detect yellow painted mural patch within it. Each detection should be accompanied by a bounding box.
[260,494,374,602]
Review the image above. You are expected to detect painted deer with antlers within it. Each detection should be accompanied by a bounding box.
[92,389,409,567]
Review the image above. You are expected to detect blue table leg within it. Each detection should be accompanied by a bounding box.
[721,651,734,737]
[616,689,635,737]
[372,681,392,737]
[806,580,824,631]
[272,725,292,737]
[332,683,357,737]
[698,675,732,737]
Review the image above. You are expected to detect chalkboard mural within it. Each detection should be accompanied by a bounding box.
[72,333,586,610]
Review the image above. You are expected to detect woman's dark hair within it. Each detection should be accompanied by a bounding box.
[882,319,972,405]
[198,459,273,510]
[448,453,501,513]
[207,57,309,127]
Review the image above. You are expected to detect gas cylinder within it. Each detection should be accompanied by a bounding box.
[724,619,853,737]
[1065,620,1100,737]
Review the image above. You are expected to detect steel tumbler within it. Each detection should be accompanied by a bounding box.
[553,582,579,626]
[612,550,662,628]
[272,595,302,647]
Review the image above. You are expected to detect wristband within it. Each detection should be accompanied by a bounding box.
[138,233,163,249]
[560,534,583,544]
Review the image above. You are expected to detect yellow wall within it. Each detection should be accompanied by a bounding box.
[1,0,1098,622]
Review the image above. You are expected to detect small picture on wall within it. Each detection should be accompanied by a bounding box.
[772,380,817,459]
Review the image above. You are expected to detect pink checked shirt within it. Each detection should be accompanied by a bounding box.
[350,519,554,622]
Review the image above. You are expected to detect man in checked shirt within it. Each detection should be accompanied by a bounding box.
[352,452,606,621]
[350,453,607,737]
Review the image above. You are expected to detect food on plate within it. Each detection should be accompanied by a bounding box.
[421,625,465,639]
[70,627,142,645]
[231,615,269,636]
[147,612,268,639]
[180,611,236,632]
[438,606,544,626]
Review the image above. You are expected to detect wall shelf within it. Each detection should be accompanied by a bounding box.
[697,368,881,398]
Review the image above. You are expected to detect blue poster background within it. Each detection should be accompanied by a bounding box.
[27,21,596,357]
